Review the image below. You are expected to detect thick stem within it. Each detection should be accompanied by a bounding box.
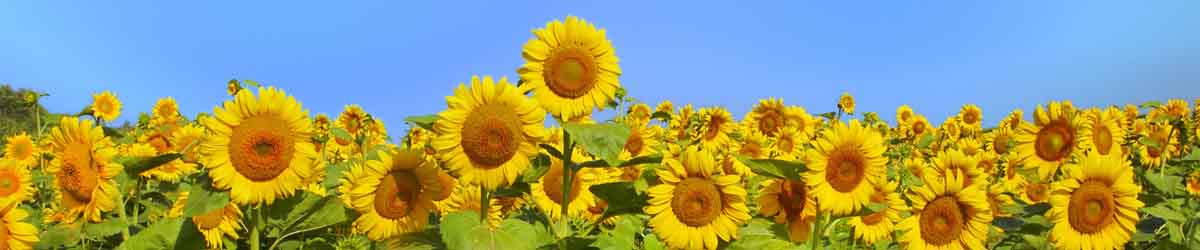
[479,185,489,223]
[560,131,575,218]
[116,194,132,240]
[131,179,142,226]
[809,213,824,250]
[250,205,263,250]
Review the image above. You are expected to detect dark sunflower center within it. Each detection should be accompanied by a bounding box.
[672,178,723,227]
[541,163,582,205]
[1034,120,1075,161]
[544,48,597,99]
[900,112,912,122]
[461,105,521,168]
[759,113,782,137]
[1092,125,1113,154]
[60,144,99,202]
[374,170,421,219]
[963,112,980,125]
[0,171,20,197]
[147,133,172,153]
[913,122,928,135]
[1026,183,1049,203]
[777,181,808,221]
[1068,180,1116,234]
[193,209,225,230]
[919,196,966,245]
[993,134,1010,154]
[825,146,866,192]
[624,130,644,156]
[229,116,296,182]
[704,117,727,140]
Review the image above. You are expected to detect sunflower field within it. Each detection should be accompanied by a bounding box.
[3,16,1200,250]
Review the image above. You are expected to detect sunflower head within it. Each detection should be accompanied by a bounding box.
[745,98,787,137]
[931,149,982,187]
[1187,171,1200,197]
[0,159,32,208]
[152,97,181,125]
[1048,151,1143,250]
[849,181,907,244]
[193,203,243,249]
[1080,107,1126,156]
[757,179,816,242]
[654,100,674,117]
[3,133,36,167]
[518,16,622,120]
[0,206,39,250]
[46,117,122,223]
[627,103,652,125]
[958,104,983,132]
[697,107,735,151]
[838,92,855,114]
[645,146,749,250]
[896,105,915,127]
[1015,101,1082,180]
[910,115,932,137]
[337,105,368,135]
[341,149,442,240]
[898,174,992,250]
[433,76,545,190]
[91,91,122,122]
[805,119,887,216]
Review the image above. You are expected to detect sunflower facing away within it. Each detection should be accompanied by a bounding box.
[0,159,32,208]
[646,146,750,250]
[1047,152,1143,250]
[1080,107,1125,156]
[898,174,993,250]
[339,149,442,240]
[3,133,36,168]
[805,119,887,215]
[518,15,622,120]
[199,86,319,205]
[757,179,817,242]
[433,76,545,190]
[46,117,122,223]
[849,181,907,244]
[91,91,122,122]
[1015,101,1082,180]
[0,205,39,250]
[192,201,244,249]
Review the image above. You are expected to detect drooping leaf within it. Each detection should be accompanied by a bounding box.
[591,216,644,250]
[491,181,530,198]
[563,123,631,167]
[122,153,183,176]
[1142,204,1186,223]
[589,182,649,221]
[267,193,351,238]
[736,156,805,181]
[404,114,439,131]
[992,217,1024,232]
[182,179,230,217]
[172,219,210,250]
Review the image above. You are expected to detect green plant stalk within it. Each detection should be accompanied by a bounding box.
[809,213,824,250]
[480,184,490,223]
[116,192,132,240]
[131,178,142,227]
[560,130,575,218]
[250,205,263,250]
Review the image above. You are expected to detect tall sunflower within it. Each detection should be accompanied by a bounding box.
[757,179,817,243]
[339,149,441,240]
[336,104,368,136]
[3,133,36,168]
[1047,152,1142,250]
[849,181,907,244]
[91,91,122,122]
[984,127,1014,155]
[133,136,197,183]
[897,174,993,250]
[199,87,318,205]
[744,98,787,137]
[646,146,750,250]
[1014,101,1082,180]
[433,76,545,190]
[805,120,886,215]
[1080,107,1125,156]
[958,104,983,134]
[697,107,735,152]
[931,149,982,188]
[170,124,206,165]
[1137,121,1178,168]
[192,202,244,249]
[839,92,855,114]
[0,206,39,249]
[152,97,181,126]
[46,117,122,223]
[0,159,32,208]
[518,16,622,120]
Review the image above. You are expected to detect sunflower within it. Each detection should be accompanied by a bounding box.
[134,138,197,183]
[646,146,750,250]
[957,137,982,156]
[167,191,188,218]
[910,115,933,138]
[627,103,653,124]
[987,183,1016,220]
[518,16,622,120]
[226,80,241,96]
[1047,152,1142,250]
[839,92,855,114]
[46,117,122,223]
[958,104,983,134]
[784,106,817,139]
[439,183,502,226]
[1188,171,1200,197]
[0,206,39,250]
[757,179,817,242]
[152,97,181,125]
[772,125,806,160]
[984,127,1014,155]
[170,124,206,164]
[1001,109,1026,131]
[655,100,674,117]
[199,87,318,205]
[3,133,36,168]
[1015,101,1082,180]
[849,181,907,244]
[904,157,930,180]
[718,152,752,177]
[744,98,788,137]
[1160,99,1190,118]
[1018,180,1051,204]
[1080,107,1125,156]
[931,149,982,187]
[897,174,992,250]
[1137,121,1179,168]
[621,120,661,161]
[697,107,736,152]
[531,146,603,221]
[433,76,545,190]
[0,159,32,208]
[896,105,915,128]
[975,151,999,178]
[337,105,368,136]
[805,120,886,215]
[91,91,122,122]
[737,127,769,159]
[668,104,696,141]
[339,149,441,240]
[940,117,962,141]
[192,202,244,249]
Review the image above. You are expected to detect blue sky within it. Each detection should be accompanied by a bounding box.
[2,1,1198,136]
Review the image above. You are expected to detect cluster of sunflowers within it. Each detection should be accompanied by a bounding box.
[3,15,1200,250]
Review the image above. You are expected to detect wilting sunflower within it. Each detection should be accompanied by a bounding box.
[91,91,122,122]
[1080,107,1125,156]
[46,117,122,223]
[1188,171,1200,197]
[897,174,992,250]
[1137,121,1179,168]
[339,149,441,240]
[3,133,36,168]
[959,104,983,134]
[744,98,788,137]
[1047,152,1143,250]
[531,146,601,221]
[0,159,32,208]
[805,120,887,215]
[1015,101,1082,180]
[518,16,622,120]
[433,76,545,190]
[646,146,750,250]
[839,92,855,114]
[757,179,816,242]
[697,107,735,152]
[199,87,318,205]
[0,206,39,250]
[849,181,907,244]
[192,202,244,249]
[931,149,982,187]
[152,97,181,125]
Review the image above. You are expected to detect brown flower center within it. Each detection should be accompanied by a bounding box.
[1092,125,1113,155]
[229,116,296,182]
[193,208,225,230]
[1035,119,1075,162]
[1025,183,1049,203]
[758,113,783,137]
[146,133,172,153]
[919,196,966,246]
[1068,180,1115,234]
[672,178,723,227]
[461,105,521,168]
[703,115,728,140]
[861,191,887,225]
[541,163,582,205]
[777,181,809,221]
[825,146,866,192]
[623,129,644,156]
[59,144,99,202]
[375,170,422,219]
[963,112,980,125]
[992,133,1010,154]
[543,47,597,99]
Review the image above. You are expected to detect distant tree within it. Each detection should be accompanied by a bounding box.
[0,84,58,144]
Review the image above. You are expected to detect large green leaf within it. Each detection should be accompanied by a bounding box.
[385,228,445,250]
[727,218,801,250]
[172,219,210,250]
[83,218,127,239]
[521,154,553,183]
[322,161,351,190]
[330,127,353,142]
[115,218,184,250]
[589,182,649,221]
[642,233,666,250]
[121,153,183,176]
[736,156,806,181]
[182,181,230,217]
[36,223,81,249]
[1143,204,1186,223]
[1145,172,1184,195]
[591,216,644,250]
[404,114,439,131]
[563,123,631,167]
[440,211,539,250]
[267,193,351,238]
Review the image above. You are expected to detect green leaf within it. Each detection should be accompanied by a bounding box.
[1145,172,1184,195]
[322,161,350,190]
[122,153,183,176]
[1140,101,1163,109]
[1143,204,1186,222]
[115,218,184,250]
[1137,217,1165,233]
[243,79,262,88]
[330,127,353,142]
[1023,203,1051,215]
[634,164,661,192]
[1021,235,1049,249]
[539,144,565,160]
[267,193,351,238]
[36,223,81,249]
[404,114,439,131]
[818,112,836,121]
[642,233,666,250]
[736,156,806,181]
[384,229,444,250]
[172,219,210,250]
[916,134,936,149]
[589,182,649,221]
[580,154,661,168]
[728,219,800,250]
[440,211,535,250]
[563,123,631,167]
[182,182,230,217]
[651,111,672,121]
[491,181,530,198]
[441,211,481,250]
[591,216,644,250]
[84,218,127,239]
[522,154,553,183]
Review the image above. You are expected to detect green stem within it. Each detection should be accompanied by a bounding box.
[131,179,142,226]
[250,205,263,250]
[480,184,490,223]
[116,194,131,240]
[809,213,824,250]
[560,130,575,218]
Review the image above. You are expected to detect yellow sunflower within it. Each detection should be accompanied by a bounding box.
[152,97,181,125]
[772,125,806,160]
[1015,101,1082,180]
[1048,151,1143,250]
[0,159,32,208]
[0,206,39,250]
[757,179,817,242]
[1002,154,1026,192]
[655,100,674,117]
[3,133,36,168]
[646,146,750,250]
[744,98,788,137]
[192,202,244,249]
[1001,109,1026,131]
[518,16,622,120]
[199,87,318,205]
[339,149,441,240]
[697,107,735,152]
[904,157,930,180]
[897,174,992,250]
[941,117,962,141]
[1187,171,1200,197]
[804,120,886,215]
[337,104,368,136]
[1080,107,1125,156]
[984,127,1014,155]
[627,103,652,124]
[975,151,999,178]
[439,183,502,226]
[1019,180,1051,204]
[849,181,907,244]
[839,92,855,114]
[718,152,752,177]
[958,104,983,134]
[668,104,696,142]
[1160,99,1189,118]
[531,146,602,221]
[957,137,982,156]
[133,136,198,183]
[46,117,122,223]
[170,124,206,164]
[91,91,122,122]
[896,105,915,128]
[737,127,769,159]
[433,76,545,190]
[1137,121,1179,168]
[910,115,933,138]
[931,149,983,188]
[784,106,818,139]
[987,183,1016,219]
[167,192,188,218]
[621,120,661,161]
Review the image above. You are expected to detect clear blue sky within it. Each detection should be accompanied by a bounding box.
[3,1,1198,136]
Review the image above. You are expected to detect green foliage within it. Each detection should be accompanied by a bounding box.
[563,123,630,167]
[440,211,545,250]
[737,156,806,181]
[591,216,644,250]
[404,114,439,131]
